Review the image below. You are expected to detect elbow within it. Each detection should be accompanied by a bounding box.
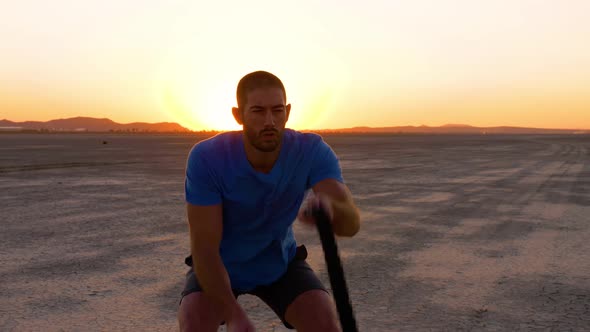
[349,215,361,237]
[337,209,361,237]
[342,225,360,238]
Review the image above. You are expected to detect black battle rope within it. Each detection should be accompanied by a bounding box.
[313,207,358,332]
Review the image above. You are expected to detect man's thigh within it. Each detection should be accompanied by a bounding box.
[251,245,334,330]
[178,292,225,332]
[284,289,340,332]
[178,268,240,331]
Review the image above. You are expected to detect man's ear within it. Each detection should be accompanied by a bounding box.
[285,103,291,123]
[232,107,243,125]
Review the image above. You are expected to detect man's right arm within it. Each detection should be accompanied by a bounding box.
[187,203,247,325]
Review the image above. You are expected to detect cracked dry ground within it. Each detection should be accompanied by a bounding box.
[1,133,589,331]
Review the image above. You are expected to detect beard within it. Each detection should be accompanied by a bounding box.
[244,127,282,152]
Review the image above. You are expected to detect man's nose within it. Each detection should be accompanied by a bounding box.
[264,110,275,126]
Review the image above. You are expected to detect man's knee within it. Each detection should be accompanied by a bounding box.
[178,292,224,332]
[307,313,340,332]
[285,290,341,332]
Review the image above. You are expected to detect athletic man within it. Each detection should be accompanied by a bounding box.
[178,71,360,332]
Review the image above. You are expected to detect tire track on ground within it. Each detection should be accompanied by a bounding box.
[0,161,141,173]
[396,138,589,330]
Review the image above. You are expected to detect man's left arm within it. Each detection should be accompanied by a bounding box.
[299,178,360,237]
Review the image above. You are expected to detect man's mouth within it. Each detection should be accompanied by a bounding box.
[261,131,277,138]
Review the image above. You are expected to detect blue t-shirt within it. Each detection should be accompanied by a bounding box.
[185,129,343,291]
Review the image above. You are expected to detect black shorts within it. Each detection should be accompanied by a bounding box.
[180,245,327,329]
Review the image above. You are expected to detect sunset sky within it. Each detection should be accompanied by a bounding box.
[2,0,589,131]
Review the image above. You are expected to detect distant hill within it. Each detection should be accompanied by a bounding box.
[0,118,586,134]
[315,124,587,135]
[0,117,190,133]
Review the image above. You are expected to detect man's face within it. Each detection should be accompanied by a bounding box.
[235,87,291,152]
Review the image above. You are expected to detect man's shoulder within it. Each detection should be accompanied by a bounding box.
[189,131,239,158]
[285,129,323,148]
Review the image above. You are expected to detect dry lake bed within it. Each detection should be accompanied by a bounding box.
[1,133,589,331]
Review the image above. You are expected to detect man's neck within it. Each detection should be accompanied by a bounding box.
[243,140,281,174]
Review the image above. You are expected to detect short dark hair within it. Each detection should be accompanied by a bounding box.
[236,71,286,109]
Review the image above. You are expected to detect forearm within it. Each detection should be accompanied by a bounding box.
[191,246,240,320]
[331,198,360,237]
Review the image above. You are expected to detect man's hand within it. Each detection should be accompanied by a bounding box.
[298,192,334,227]
[299,179,360,237]
[226,305,256,332]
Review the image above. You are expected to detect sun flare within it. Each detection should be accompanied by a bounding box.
[189,85,241,132]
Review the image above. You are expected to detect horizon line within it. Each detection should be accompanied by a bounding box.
[1,117,589,131]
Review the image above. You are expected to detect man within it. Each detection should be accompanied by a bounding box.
[178,71,360,332]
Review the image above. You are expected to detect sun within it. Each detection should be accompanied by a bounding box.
[157,49,350,131]
[193,86,241,131]
[158,78,243,132]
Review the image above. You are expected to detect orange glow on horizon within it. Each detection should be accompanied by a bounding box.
[2,1,590,130]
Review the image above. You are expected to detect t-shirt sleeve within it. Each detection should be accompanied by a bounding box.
[308,138,344,188]
[185,145,222,206]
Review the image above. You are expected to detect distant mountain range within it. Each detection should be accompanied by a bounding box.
[0,117,191,132]
[315,124,587,135]
[0,117,586,134]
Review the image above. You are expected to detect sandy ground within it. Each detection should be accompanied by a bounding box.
[1,133,589,331]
